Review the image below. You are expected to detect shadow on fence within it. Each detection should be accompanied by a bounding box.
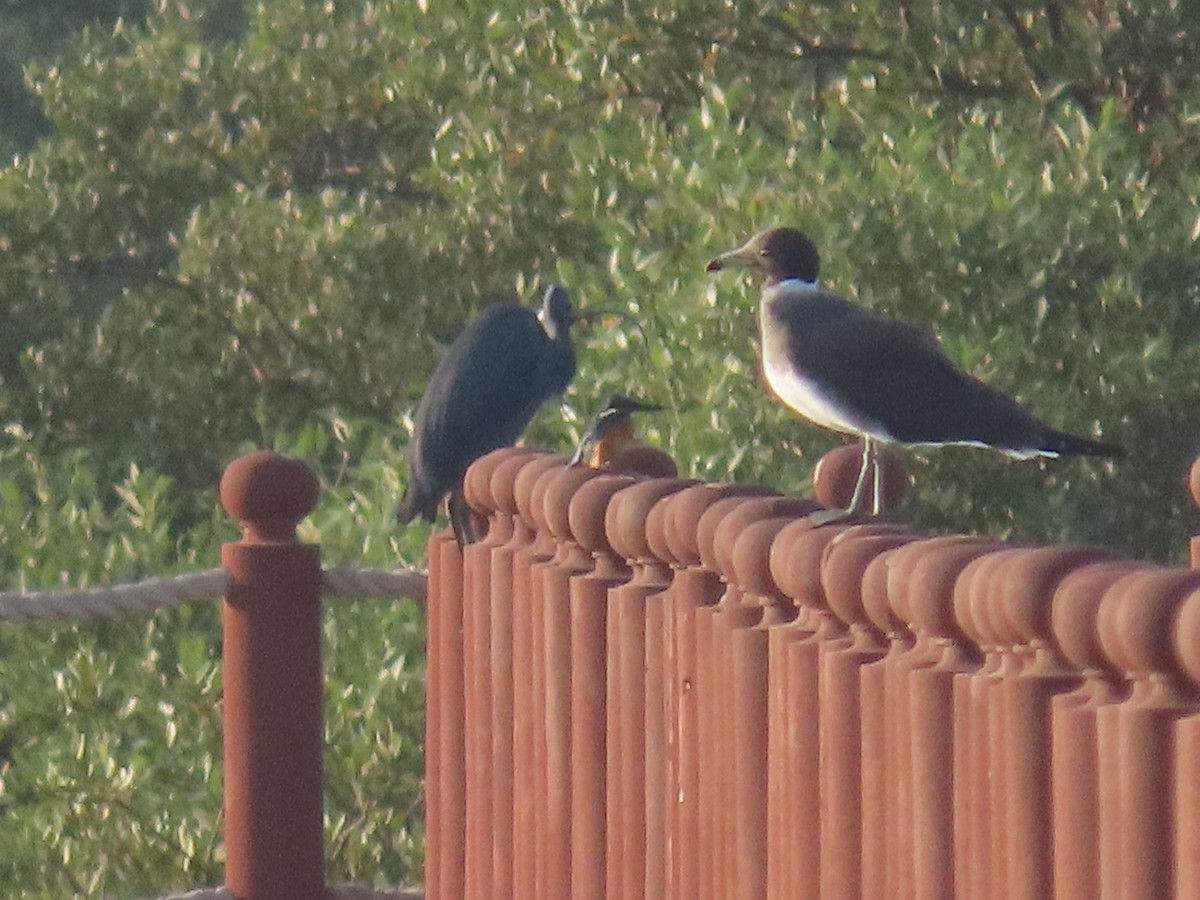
[425,444,1200,900]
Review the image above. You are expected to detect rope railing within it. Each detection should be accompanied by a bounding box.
[323,565,428,602]
[0,565,426,623]
[146,883,427,900]
[0,568,229,622]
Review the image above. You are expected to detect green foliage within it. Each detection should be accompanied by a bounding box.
[0,427,426,895]
[0,0,1198,893]
[2,0,1193,555]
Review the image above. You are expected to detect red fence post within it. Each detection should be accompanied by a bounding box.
[461,449,528,900]
[485,449,549,899]
[512,456,569,899]
[898,537,1005,900]
[570,473,638,900]
[539,464,609,900]
[820,525,920,899]
[659,485,772,900]
[1096,568,1200,900]
[607,478,699,900]
[1174,588,1200,898]
[1049,560,1145,899]
[219,450,325,900]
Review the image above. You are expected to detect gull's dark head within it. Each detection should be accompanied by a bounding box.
[705,227,820,285]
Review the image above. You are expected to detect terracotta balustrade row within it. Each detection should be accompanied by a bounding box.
[424,445,1200,899]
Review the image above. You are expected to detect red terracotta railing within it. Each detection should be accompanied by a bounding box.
[219,451,327,899]
[424,445,1200,900]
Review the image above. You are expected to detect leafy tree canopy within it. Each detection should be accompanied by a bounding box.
[0,0,1197,560]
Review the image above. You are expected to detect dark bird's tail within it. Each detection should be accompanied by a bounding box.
[397,483,480,548]
[396,482,438,524]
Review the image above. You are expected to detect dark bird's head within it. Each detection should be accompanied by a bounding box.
[569,393,664,468]
[705,227,820,286]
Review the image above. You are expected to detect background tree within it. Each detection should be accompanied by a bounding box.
[1,0,1197,556]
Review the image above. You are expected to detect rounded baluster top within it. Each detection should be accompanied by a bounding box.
[888,537,1004,643]
[492,451,550,518]
[513,454,567,529]
[1051,560,1150,673]
[526,461,569,536]
[543,464,605,542]
[862,550,906,636]
[667,483,779,568]
[464,447,535,517]
[221,450,319,543]
[812,444,910,513]
[1172,586,1200,687]
[994,546,1122,650]
[770,518,860,615]
[1097,568,1200,680]
[645,484,686,563]
[606,478,697,563]
[706,496,819,581]
[569,474,637,556]
[730,517,802,600]
[953,546,1022,649]
[821,526,920,629]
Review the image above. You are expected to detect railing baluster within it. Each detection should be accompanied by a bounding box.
[569,474,637,900]
[511,455,567,900]
[430,446,1200,900]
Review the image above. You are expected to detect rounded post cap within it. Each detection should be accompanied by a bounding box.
[464,447,535,514]
[813,443,910,512]
[821,527,921,629]
[604,445,680,479]
[607,478,699,562]
[220,450,319,543]
[544,464,605,541]
[569,473,637,555]
[1051,560,1151,672]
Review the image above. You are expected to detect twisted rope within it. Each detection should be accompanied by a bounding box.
[0,569,230,623]
[323,566,427,603]
[146,886,423,900]
[145,889,233,900]
[0,566,426,623]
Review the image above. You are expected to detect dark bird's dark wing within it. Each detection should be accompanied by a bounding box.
[398,302,575,523]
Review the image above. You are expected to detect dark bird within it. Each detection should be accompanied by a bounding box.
[397,285,576,546]
[706,227,1123,519]
[568,393,665,469]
